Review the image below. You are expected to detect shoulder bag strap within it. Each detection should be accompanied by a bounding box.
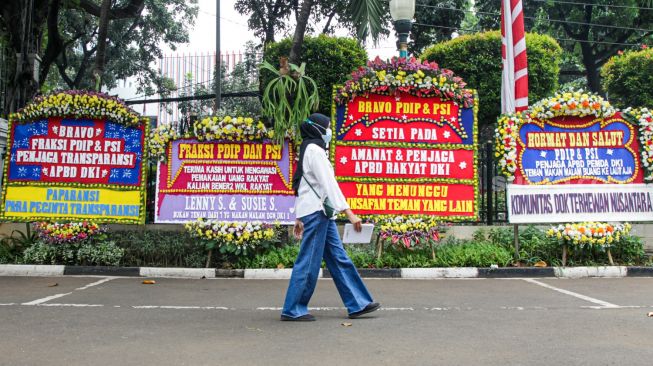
[302,175,323,200]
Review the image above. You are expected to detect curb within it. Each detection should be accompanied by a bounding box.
[1,264,652,279]
[140,267,215,279]
[64,266,140,276]
[401,268,478,279]
[215,269,244,278]
[553,266,627,278]
[324,268,402,278]
[478,267,555,278]
[244,268,304,279]
[0,264,65,276]
[625,266,653,277]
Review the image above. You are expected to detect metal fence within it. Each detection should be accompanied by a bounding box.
[479,142,508,224]
[157,51,262,125]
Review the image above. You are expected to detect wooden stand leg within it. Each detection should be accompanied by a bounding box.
[562,245,568,267]
[513,224,520,262]
[376,236,383,260]
[205,249,213,268]
[607,248,614,266]
[430,241,436,261]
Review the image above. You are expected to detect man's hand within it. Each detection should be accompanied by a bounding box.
[293,219,304,239]
[344,209,362,232]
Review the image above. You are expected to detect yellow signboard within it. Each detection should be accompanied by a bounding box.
[2,186,142,221]
[1,116,148,224]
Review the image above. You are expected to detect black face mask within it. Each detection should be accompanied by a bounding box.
[292,113,331,195]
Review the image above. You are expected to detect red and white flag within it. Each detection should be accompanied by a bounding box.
[501,0,529,113]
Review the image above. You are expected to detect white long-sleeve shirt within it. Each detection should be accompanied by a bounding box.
[294,143,349,219]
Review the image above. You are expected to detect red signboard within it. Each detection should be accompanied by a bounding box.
[339,182,476,217]
[334,145,474,180]
[333,91,478,220]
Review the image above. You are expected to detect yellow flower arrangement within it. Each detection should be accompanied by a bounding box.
[377,216,444,248]
[10,90,143,126]
[529,90,615,120]
[335,56,474,108]
[148,123,180,162]
[193,115,271,142]
[546,222,631,247]
[494,112,526,182]
[147,114,284,162]
[184,218,280,250]
[33,221,106,244]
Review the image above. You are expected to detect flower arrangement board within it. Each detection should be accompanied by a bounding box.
[332,67,479,221]
[155,139,296,224]
[1,91,148,224]
[511,113,642,185]
[496,91,653,223]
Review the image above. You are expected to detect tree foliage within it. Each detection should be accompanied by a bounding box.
[44,0,198,93]
[235,0,390,61]
[261,35,368,116]
[474,0,653,93]
[408,0,467,55]
[0,0,197,113]
[601,47,653,109]
[421,31,562,137]
[234,0,294,46]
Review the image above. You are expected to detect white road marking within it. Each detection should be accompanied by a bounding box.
[523,278,620,308]
[132,305,231,310]
[3,302,653,311]
[75,277,115,290]
[256,306,414,311]
[21,277,115,306]
[22,292,73,306]
[581,305,653,310]
[37,303,103,307]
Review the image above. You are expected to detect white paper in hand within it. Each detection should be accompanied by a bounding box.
[342,223,374,244]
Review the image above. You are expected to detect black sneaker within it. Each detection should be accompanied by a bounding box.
[348,302,381,319]
[280,314,316,321]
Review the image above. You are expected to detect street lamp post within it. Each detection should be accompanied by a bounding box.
[215,0,221,110]
[390,0,416,59]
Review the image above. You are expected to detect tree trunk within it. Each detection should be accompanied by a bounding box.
[40,0,63,85]
[576,7,603,94]
[585,62,602,94]
[264,27,275,47]
[288,0,314,65]
[93,0,113,90]
[2,0,48,113]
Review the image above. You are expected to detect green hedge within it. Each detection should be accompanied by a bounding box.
[420,31,562,135]
[601,48,653,109]
[261,35,368,116]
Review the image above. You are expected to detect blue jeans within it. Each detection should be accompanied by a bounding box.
[281,211,374,318]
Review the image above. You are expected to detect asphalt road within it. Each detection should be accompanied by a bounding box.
[1,276,653,366]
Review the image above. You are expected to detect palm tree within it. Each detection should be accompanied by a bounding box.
[350,0,386,44]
